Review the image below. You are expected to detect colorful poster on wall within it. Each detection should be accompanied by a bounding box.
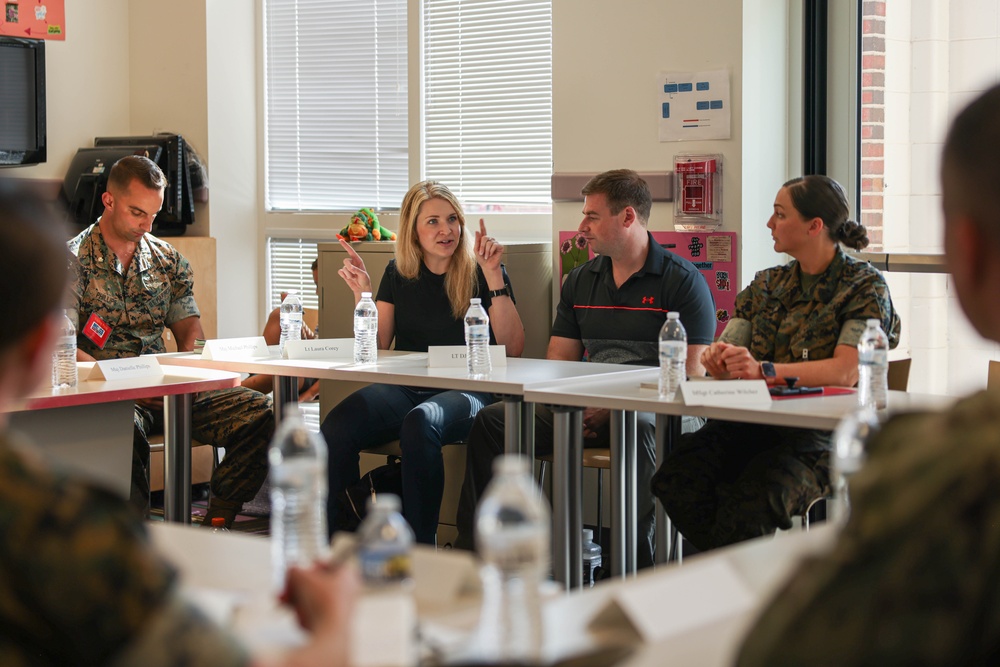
[0,1,66,40]
[559,230,737,338]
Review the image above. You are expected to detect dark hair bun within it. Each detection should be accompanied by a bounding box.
[838,219,869,250]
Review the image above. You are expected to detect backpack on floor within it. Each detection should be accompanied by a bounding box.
[333,455,403,532]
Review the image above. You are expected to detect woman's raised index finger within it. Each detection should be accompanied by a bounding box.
[479,218,487,236]
[339,237,363,261]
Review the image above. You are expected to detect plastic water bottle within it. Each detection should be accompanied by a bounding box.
[209,517,230,533]
[51,310,78,389]
[269,406,329,590]
[582,528,602,588]
[279,291,303,354]
[474,455,550,664]
[830,405,881,522]
[354,291,378,364]
[857,318,889,410]
[357,494,414,589]
[464,297,491,379]
[659,312,687,400]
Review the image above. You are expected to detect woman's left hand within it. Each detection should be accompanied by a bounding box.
[474,219,504,273]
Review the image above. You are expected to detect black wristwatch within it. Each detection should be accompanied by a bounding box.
[487,285,511,299]
[761,361,776,379]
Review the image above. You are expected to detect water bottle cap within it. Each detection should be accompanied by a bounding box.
[361,291,372,298]
[368,493,401,513]
[583,528,593,541]
[470,297,482,305]
[667,311,680,320]
[211,517,226,527]
[866,318,880,327]
[492,454,530,476]
[281,403,304,421]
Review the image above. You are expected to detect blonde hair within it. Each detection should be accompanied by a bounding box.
[395,181,477,319]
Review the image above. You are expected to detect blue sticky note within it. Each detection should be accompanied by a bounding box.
[710,100,723,109]
[678,82,693,92]
[696,81,710,91]
[696,101,710,111]
[664,83,678,93]
[662,102,670,118]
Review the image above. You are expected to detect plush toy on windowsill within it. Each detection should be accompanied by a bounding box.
[338,208,396,243]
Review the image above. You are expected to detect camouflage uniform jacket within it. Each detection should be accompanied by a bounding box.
[737,388,1000,666]
[0,432,247,666]
[723,246,900,364]
[68,223,201,360]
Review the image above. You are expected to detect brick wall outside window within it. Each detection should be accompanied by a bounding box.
[860,0,886,250]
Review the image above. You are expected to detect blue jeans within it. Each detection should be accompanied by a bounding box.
[321,384,493,544]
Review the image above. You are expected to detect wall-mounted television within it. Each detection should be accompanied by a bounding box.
[0,36,46,167]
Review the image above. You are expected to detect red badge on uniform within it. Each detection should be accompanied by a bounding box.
[83,313,112,348]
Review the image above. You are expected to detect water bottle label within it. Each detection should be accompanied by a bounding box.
[359,549,412,584]
[659,340,686,360]
[465,323,489,340]
[583,555,602,586]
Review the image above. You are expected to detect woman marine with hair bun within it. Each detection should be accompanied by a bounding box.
[652,174,901,552]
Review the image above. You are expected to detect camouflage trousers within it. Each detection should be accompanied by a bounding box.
[651,420,830,552]
[130,387,274,515]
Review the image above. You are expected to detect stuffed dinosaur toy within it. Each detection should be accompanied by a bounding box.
[338,208,396,243]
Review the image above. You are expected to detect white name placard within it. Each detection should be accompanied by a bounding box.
[201,337,269,360]
[88,356,164,382]
[589,558,755,643]
[680,379,771,406]
[283,338,354,360]
[427,345,507,369]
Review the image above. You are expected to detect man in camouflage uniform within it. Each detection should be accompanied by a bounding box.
[652,177,900,552]
[736,84,1000,666]
[0,180,357,666]
[68,156,273,526]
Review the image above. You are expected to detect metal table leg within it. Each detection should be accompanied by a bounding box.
[654,413,683,564]
[163,393,194,523]
[610,409,639,577]
[551,406,583,590]
[623,410,638,575]
[273,376,299,425]
[610,411,626,579]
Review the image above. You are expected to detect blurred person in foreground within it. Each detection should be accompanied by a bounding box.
[738,84,1000,666]
[0,180,355,666]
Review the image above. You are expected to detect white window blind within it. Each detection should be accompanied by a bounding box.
[266,238,320,311]
[423,0,552,208]
[263,0,408,210]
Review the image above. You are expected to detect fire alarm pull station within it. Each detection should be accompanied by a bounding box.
[674,154,722,231]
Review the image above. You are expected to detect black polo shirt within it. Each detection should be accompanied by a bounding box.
[552,232,716,365]
[376,260,513,352]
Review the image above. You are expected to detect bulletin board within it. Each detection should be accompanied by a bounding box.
[0,1,65,39]
[558,230,737,338]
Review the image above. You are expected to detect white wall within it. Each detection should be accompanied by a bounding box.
[206,1,260,339]
[552,0,744,243]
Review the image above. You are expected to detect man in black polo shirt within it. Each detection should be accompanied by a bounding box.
[455,169,716,566]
